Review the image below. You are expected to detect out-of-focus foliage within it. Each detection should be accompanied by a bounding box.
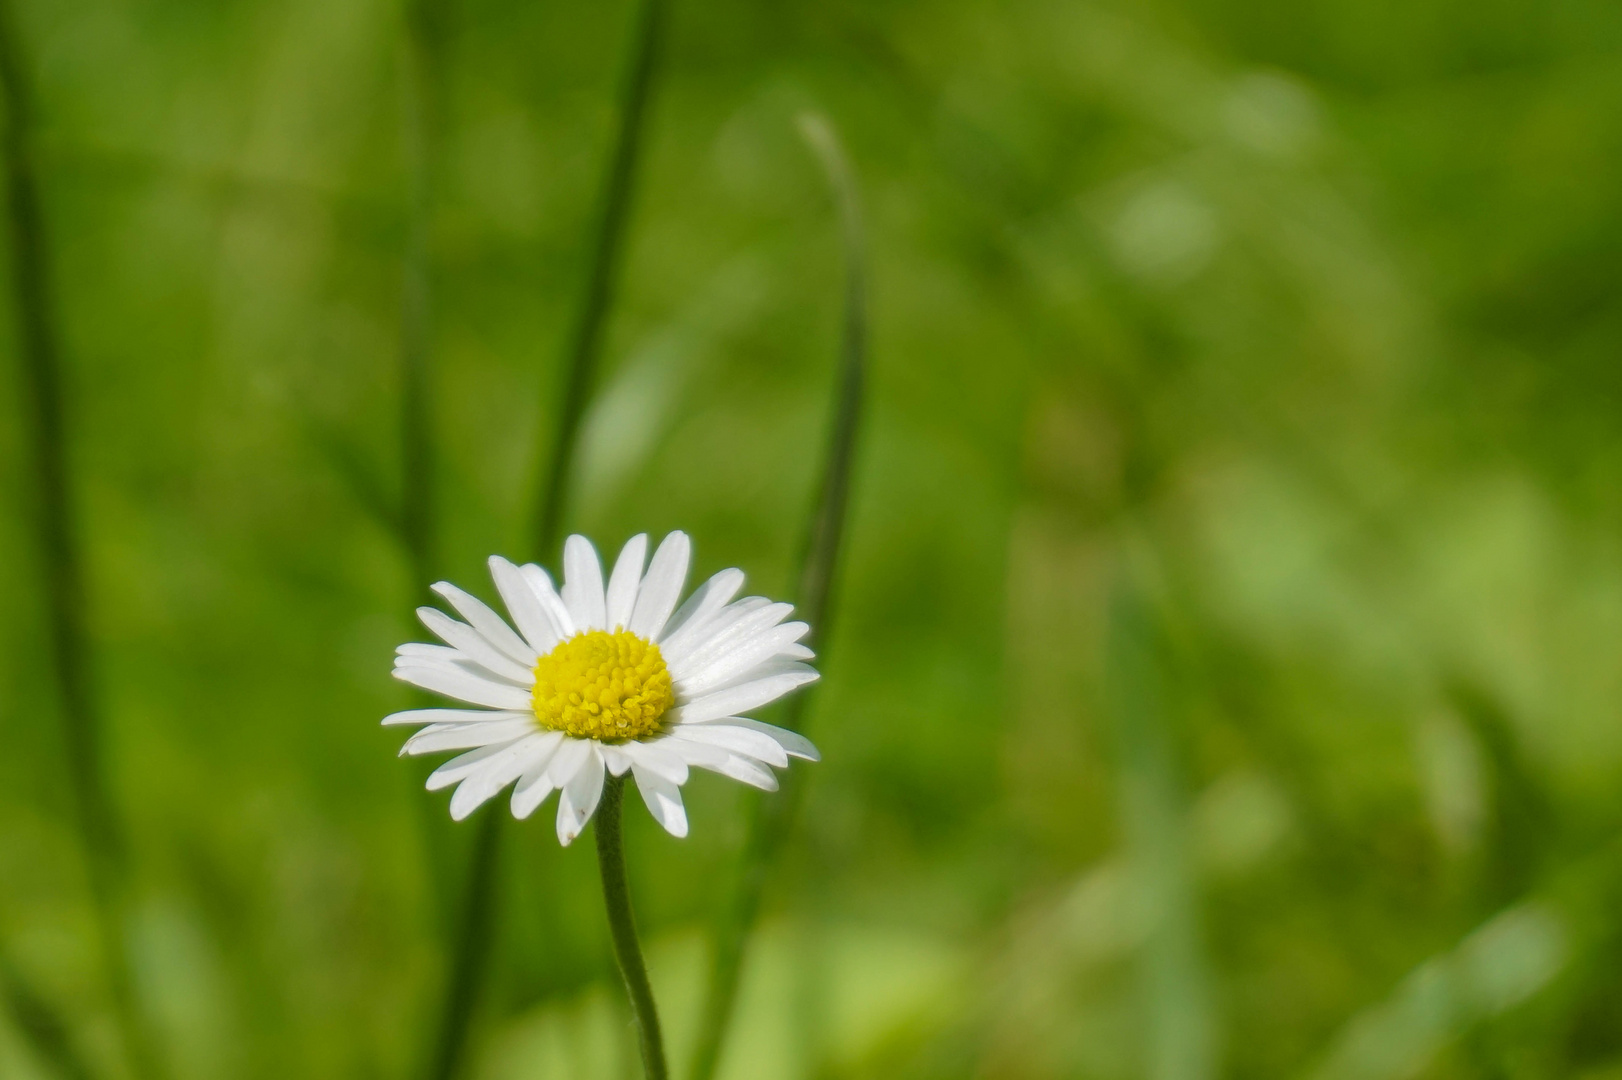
[2,0,1622,1077]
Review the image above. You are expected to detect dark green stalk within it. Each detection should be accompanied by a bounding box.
[687,110,867,1080]
[594,776,668,1080]
[0,5,163,1079]
[424,2,667,1077]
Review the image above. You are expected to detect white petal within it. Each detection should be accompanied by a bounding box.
[622,739,689,784]
[556,743,606,846]
[449,735,553,821]
[709,718,820,761]
[631,765,688,838]
[430,582,538,664]
[664,735,732,768]
[393,665,534,710]
[659,568,745,647]
[521,564,576,638]
[681,658,818,701]
[677,622,811,697]
[698,751,779,792]
[545,736,592,789]
[393,651,529,689]
[396,642,460,661]
[678,669,819,723]
[512,777,554,819]
[629,531,691,640]
[490,556,562,654]
[427,740,520,791]
[397,643,532,680]
[674,602,792,672]
[665,600,788,675]
[599,743,634,776]
[780,642,814,661]
[562,535,607,631]
[417,607,537,684]
[383,708,513,727]
[605,534,648,631]
[661,595,771,667]
[509,732,567,818]
[402,716,536,755]
[661,735,784,789]
[675,723,789,768]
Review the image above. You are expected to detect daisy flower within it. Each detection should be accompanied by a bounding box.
[385,532,820,844]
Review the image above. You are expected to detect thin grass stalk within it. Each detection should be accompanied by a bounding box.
[594,776,668,1080]
[0,5,164,1078]
[687,110,867,1080]
[423,2,667,1076]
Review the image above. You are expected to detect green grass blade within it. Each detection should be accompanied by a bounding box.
[0,5,164,1078]
[687,108,868,1080]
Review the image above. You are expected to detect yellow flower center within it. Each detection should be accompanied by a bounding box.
[531,629,675,741]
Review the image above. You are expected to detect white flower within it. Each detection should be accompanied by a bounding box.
[385,532,820,844]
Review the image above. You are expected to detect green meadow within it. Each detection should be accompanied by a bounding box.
[3,0,1622,1078]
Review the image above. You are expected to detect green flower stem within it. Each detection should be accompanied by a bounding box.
[0,4,164,1078]
[423,2,666,1077]
[594,775,668,1080]
[687,110,867,1080]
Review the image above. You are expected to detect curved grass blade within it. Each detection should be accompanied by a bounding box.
[687,108,868,1080]
[422,1,669,1076]
[0,4,165,1078]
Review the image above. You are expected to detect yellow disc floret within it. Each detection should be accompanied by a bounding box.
[531,629,675,741]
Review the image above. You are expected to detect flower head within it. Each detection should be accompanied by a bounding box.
[386,532,820,844]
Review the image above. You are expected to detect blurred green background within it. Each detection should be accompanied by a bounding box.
[4,0,1622,1077]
